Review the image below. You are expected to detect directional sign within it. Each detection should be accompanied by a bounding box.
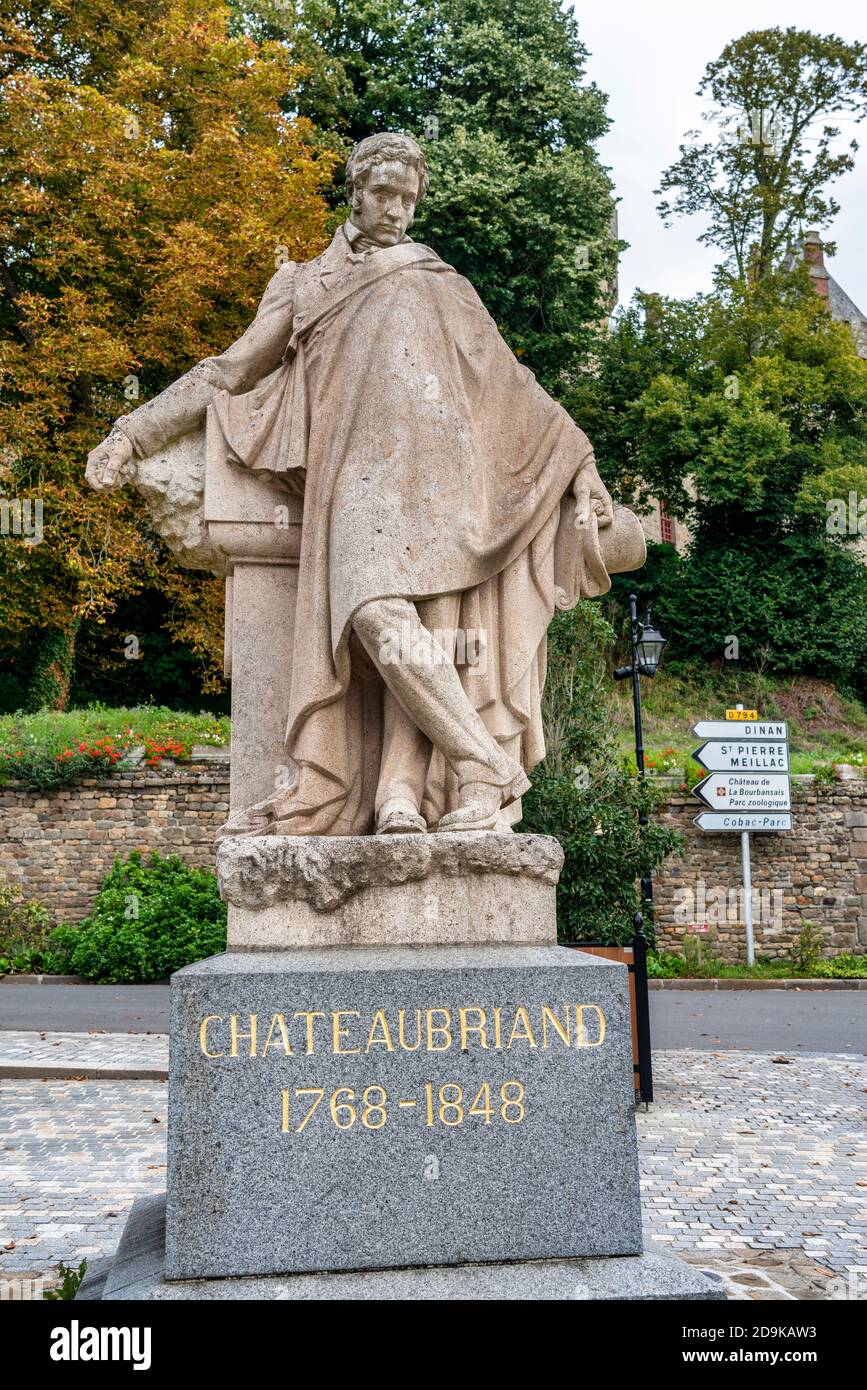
[691,721,788,742]
[694,812,792,833]
[692,740,790,773]
[693,773,791,812]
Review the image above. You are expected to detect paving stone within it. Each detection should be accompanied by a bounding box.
[0,1046,864,1298]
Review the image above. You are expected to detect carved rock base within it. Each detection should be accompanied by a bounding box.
[216,832,564,949]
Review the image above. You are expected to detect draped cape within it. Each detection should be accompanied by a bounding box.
[209,241,614,834]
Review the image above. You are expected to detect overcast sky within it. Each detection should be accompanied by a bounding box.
[576,0,867,313]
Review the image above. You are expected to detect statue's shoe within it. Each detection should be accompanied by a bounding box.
[437,772,530,833]
[375,798,427,834]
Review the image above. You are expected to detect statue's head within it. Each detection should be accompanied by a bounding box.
[345,133,430,247]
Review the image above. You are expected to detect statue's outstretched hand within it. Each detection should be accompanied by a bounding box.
[86,429,135,492]
[572,460,614,531]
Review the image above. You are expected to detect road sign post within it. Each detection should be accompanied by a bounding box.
[690,706,792,965]
[741,826,754,966]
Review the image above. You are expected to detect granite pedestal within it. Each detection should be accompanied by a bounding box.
[85,834,723,1299]
[165,942,642,1278]
[88,1194,724,1300]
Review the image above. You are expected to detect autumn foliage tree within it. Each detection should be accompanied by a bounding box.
[0,0,337,707]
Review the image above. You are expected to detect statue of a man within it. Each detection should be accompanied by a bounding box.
[86,133,626,838]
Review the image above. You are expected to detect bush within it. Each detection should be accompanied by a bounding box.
[0,878,70,975]
[812,954,867,979]
[0,706,230,789]
[519,602,682,944]
[54,851,227,982]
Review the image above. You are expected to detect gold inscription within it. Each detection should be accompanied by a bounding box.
[198,1004,609,1057]
[507,1006,537,1049]
[230,1012,257,1058]
[332,1011,361,1055]
[281,1080,527,1134]
[397,1009,422,1051]
[575,1004,606,1048]
[294,1010,326,1055]
[425,1008,452,1052]
[540,1006,571,1048]
[261,1013,293,1057]
[458,1007,488,1050]
[365,1010,395,1052]
[199,1015,224,1058]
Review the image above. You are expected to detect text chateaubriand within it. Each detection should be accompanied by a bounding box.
[198,1005,608,1058]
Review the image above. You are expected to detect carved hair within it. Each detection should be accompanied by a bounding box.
[345,133,430,209]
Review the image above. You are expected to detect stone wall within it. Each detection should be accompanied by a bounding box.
[654,778,867,961]
[1,762,865,959]
[0,759,230,923]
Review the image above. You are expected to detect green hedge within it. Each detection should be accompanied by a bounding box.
[50,851,226,982]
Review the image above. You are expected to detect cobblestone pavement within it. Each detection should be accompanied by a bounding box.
[0,1030,168,1078]
[0,1047,864,1299]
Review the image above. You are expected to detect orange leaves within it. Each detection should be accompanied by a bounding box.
[0,0,337,690]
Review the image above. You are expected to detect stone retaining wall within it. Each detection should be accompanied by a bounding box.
[1,763,865,959]
[0,760,230,923]
[654,779,867,960]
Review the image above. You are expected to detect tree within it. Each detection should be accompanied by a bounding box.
[0,0,337,705]
[656,28,867,281]
[574,271,867,695]
[239,0,620,389]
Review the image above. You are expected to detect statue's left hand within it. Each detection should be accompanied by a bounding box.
[572,459,614,531]
[86,429,135,492]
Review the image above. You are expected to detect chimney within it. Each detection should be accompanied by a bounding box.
[803,230,830,302]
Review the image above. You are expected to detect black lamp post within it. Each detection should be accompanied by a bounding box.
[614,593,668,913]
[614,594,667,1109]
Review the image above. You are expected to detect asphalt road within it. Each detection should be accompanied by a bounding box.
[0,983,171,1035]
[649,989,866,1055]
[0,982,865,1053]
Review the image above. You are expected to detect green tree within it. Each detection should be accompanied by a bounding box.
[238,0,619,388]
[575,272,867,694]
[656,27,867,281]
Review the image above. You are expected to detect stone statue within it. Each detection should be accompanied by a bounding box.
[86,132,645,840]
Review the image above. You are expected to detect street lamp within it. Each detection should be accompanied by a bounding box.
[613,594,667,1110]
[614,594,668,912]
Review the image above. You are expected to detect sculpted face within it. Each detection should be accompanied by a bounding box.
[353,160,420,246]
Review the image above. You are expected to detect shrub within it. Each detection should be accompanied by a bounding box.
[812,954,867,979]
[789,921,826,973]
[42,1260,88,1301]
[0,879,70,975]
[520,602,682,944]
[55,851,227,982]
[0,739,124,791]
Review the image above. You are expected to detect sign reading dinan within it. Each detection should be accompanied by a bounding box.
[692,721,788,741]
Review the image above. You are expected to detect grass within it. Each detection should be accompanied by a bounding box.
[611,665,867,781]
[648,951,867,980]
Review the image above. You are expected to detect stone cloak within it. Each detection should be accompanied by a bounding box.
[209,241,610,834]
